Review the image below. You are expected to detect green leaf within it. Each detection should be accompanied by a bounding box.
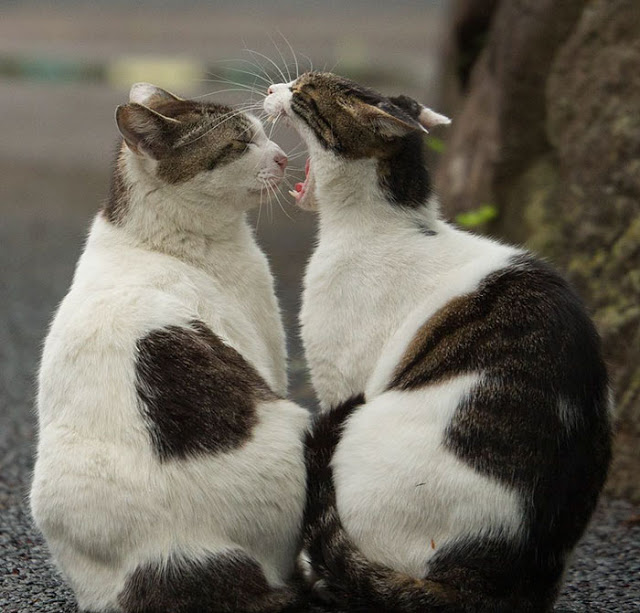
[455,204,499,228]
[425,135,446,154]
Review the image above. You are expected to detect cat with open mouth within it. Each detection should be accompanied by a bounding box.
[265,72,611,613]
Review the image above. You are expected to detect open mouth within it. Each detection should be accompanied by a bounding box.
[288,158,315,209]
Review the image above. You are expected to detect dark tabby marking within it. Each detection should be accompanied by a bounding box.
[102,145,131,226]
[289,72,431,207]
[416,222,437,237]
[304,255,611,612]
[135,320,277,462]
[117,550,303,613]
[304,394,365,549]
[148,98,253,184]
[391,255,610,584]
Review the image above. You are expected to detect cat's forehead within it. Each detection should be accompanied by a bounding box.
[294,72,386,104]
[153,99,254,140]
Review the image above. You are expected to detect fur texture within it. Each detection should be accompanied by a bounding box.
[265,72,611,612]
[31,84,309,613]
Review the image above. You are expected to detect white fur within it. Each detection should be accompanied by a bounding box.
[31,122,309,612]
[265,81,526,578]
[418,107,451,131]
[129,82,182,105]
[333,375,523,577]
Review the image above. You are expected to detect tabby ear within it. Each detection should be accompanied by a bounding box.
[129,82,184,106]
[115,103,181,159]
[388,94,451,134]
[341,99,421,138]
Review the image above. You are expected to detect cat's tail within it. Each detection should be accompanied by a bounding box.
[303,396,520,613]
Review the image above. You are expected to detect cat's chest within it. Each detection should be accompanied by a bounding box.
[301,244,427,408]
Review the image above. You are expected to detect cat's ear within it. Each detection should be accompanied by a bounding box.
[340,99,422,138]
[129,83,184,107]
[388,95,451,133]
[115,103,181,159]
[417,107,451,132]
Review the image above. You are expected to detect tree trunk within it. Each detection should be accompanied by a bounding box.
[436,0,640,501]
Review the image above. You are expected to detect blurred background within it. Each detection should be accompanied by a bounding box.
[1,1,639,611]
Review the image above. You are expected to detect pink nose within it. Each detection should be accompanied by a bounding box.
[267,86,275,95]
[274,152,288,170]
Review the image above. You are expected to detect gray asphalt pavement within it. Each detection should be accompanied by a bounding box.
[1,5,639,611]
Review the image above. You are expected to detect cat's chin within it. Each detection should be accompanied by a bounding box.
[289,158,317,211]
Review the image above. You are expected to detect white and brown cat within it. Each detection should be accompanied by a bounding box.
[265,72,612,612]
[31,83,309,613]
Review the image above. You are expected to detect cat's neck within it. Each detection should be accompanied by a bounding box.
[313,155,439,241]
[110,150,254,265]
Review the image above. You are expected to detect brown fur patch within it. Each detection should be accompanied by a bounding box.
[148,99,254,184]
[118,550,302,613]
[135,320,277,462]
[101,146,130,225]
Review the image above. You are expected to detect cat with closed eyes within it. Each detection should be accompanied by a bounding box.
[265,72,612,612]
[30,83,309,613]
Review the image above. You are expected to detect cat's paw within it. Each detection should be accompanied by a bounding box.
[311,579,340,605]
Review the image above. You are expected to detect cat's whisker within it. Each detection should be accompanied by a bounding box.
[277,31,300,80]
[328,57,342,74]
[200,77,265,98]
[199,82,257,95]
[264,184,274,224]
[178,109,251,148]
[300,51,314,73]
[201,73,265,95]
[212,61,272,86]
[268,33,292,84]
[285,142,308,160]
[272,184,295,222]
[194,88,265,101]
[287,140,306,153]
[256,185,264,232]
[235,57,273,83]
[244,47,288,85]
[267,115,281,142]
[240,41,276,85]
[237,122,257,144]
[285,151,308,163]
[201,75,260,90]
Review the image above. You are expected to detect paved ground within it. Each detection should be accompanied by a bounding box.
[1,5,639,612]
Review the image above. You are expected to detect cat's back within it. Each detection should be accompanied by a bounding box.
[33,213,308,590]
[38,218,204,419]
[333,247,611,582]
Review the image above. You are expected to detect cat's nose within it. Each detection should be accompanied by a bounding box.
[274,151,288,170]
[267,86,275,95]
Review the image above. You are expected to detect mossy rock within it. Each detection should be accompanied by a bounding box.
[438,0,640,501]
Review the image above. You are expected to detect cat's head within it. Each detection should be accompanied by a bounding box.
[115,83,287,205]
[263,72,450,210]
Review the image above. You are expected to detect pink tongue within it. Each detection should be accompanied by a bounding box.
[295,182,304,193]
